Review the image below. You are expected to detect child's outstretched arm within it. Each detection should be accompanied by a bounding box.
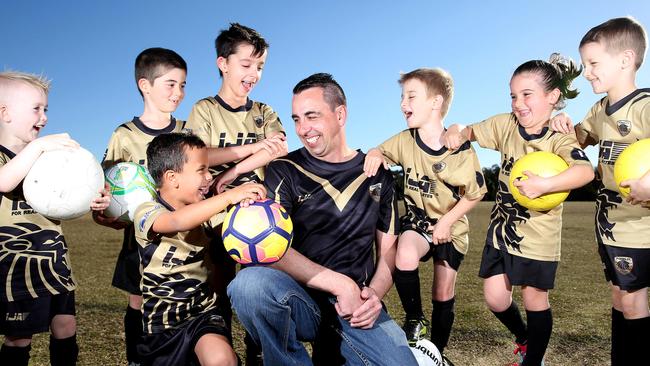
[620,170,650,205]
[443,124,474,150]
[363,148,389,177]
[549,112,575,134]
[207,134,287,166]
[512,164,594,199]
[0,133,79,192]
[153,183,266,234]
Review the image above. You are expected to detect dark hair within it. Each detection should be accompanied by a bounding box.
[215,23,269,77]
[399,68,454,118]
[512,53,582,110]
[135,47,187,97]
[293,73,347,111]
[580,17,647,70]
[146,132,206,186]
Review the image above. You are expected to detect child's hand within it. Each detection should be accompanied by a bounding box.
[428,218,452,245]
[443,124,466,150]
[549,112,574,134]
[212,168,237,194]
[620,170,650,205]
[32,133,80,153]
[90,183,111,212]
[226,183,267,207]
[92,211,129,230]
[363,148,388,177]
[254,135,287,157]
[512,171,551,199]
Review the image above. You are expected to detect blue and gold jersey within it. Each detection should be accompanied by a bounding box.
[264,148,398,287]
[0,146,76,302]
[472,113,591,261]
[577,89,650,249]
[134,197,218,334]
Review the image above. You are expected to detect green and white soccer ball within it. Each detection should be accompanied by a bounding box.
[104,162,156,222]
[23,147,105,220]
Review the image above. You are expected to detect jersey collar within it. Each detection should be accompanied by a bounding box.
[0,145,16,159]
[606,88,650,116]
[132,116,178,136]
[215,94,253,112]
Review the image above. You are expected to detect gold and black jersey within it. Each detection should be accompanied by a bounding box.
[576,89,650,249]
[379,129,487,254]
[134,198,218,334]
[264,148,398,287]
[0,146,76,302]
[472,113,592,261]
[102,116,187,253]
[186,95,285,188]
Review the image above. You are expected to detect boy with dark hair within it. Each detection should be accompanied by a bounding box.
[0,71,110,366]
[135,132,265,366]
[94,47,189,366]
[552,16,650,365]
[364,68,486,363]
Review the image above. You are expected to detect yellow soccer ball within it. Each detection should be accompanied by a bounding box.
[614,138,650,198]
[508,151,569,211]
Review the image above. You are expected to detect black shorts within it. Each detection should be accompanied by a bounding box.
[400,215,464,271]
[598,243,650,291]
[478,245,558,290]
[112,246,142,295]
[0,291,75,337]
[138,308,230,366]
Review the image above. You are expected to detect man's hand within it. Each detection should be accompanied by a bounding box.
[333,278,363,321]
[349,286,382,329]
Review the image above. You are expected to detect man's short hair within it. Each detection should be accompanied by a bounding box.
[293,73,347,111]
[147,132,206,187]
[399,68,454,118]
[0,71,50,102]
[580,16,647,70]
[134,47,187,97]
[215,23,269,77]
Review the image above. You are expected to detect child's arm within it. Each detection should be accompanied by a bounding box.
[363,148,389,177]
[0,134,79,192]
[620,170,650,205]
[430,195,483,245]
[213,132,288,193]
[512,164,594,199]
[207,134,287,166]
[443,124,475,150]
[152,183,266,234]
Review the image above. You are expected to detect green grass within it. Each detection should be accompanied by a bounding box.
[25,202,629,365]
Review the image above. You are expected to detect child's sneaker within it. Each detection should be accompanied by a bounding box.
[507,342,544,366]
[402,316,430,346]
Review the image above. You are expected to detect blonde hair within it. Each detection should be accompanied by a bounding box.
[399,68,454,118]
[0,71,51,100]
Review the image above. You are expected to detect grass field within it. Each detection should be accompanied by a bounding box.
[25,202,621,365]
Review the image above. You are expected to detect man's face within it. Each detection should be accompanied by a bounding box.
[291,87,345,161]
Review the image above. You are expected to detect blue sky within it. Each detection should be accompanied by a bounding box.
[3,0,650,168]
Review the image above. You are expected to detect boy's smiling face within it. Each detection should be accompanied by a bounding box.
[140,67,186,114]
[174,146,212,205]
[580,41,626,95]
[400,78,438,129]
[0,83,48,145]
[217,43,267,102]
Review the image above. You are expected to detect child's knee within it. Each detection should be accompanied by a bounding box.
[50,314,76,339]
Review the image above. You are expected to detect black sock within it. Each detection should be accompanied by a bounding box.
[611,308,627,366]
[491,301,527,344]
[431,297,455,354]
[0,344,31,366]
[624,316,650,365]
[125,306,143,363]
[50,334,79,366]
[394,268,424,319]
[522,309,552,366]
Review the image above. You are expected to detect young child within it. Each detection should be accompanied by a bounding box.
[134,132,265,366]
[0,71,110,366]
[363,68,486,363]
[94,47,189,366]
[550,17,650,365]
[444,55,594,366]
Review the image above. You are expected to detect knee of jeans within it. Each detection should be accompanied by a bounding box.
[227,267,278,310]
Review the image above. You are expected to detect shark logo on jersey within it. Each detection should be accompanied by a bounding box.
[595,186,621,242]
[616,120,632,136]
[369,183,382,202]
[614,256,633,275]
[487,181,530,253]
[432,162,446,173]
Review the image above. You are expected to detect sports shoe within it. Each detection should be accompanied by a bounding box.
[402,316,430,346]
[507,342,544,366]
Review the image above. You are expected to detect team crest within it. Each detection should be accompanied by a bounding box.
[432,162,446,173]
[369,183,382,202]
[616,120,631,136]
[614,256,633,275]
[254,116,264,128]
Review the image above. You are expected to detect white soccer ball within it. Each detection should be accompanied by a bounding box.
[23,147,105,220]
[104,162,157,222]
[410,339,444,366]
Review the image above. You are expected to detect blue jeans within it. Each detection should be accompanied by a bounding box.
[228,267,417,366]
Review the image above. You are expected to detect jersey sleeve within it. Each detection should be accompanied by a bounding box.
[470,113,509,151]
[446,144,488,200]
[101,127,127,169]
[575,101,602,147]
[186,99,213,145]
[376,171,399,235]
[552,132,593,168]
[378,132,403,166]
[261,104,286,137]
[264,160,295,214]
[134,201,167,244]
